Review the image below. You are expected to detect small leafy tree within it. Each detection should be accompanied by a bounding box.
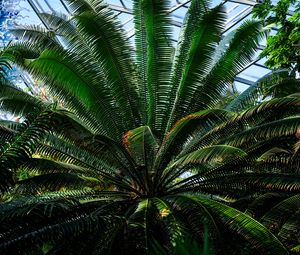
[253,0,300,74]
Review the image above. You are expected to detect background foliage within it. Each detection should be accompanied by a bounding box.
[253,0,300,74]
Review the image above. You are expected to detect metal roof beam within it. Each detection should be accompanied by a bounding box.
[235,76,255,86]
[227,0,256,6]
[27,0,49,29]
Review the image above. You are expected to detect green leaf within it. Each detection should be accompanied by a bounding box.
[174,194,289,255]
[166,3,226,132]
[133,0,173,131]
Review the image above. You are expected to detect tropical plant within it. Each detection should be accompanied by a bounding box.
[253,0,300,74]
[226,69,300,111]
[0,0,299,254]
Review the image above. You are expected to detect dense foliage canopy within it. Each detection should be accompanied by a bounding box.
[253,0,300,74]
[0,0,299,254]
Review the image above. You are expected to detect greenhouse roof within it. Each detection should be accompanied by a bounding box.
[1,0,280,91]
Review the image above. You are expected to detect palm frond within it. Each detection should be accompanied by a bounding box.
[224,116,300,148]
[277,209,300,247]
[25,48,122,138]
[0,196,123,254]
[166,3,226,132]
[0,51,12,79]
[133,0,173,131]
[18,158,102,179]
[226,69,290,111]
[261,194,300,233]
[15,173,87,194]
[123,126,159,168]
[0,78,45,116]
[245,193,288,220]
[73,2,142,130]
[156,109,234,171]
[190,20,265,113]
[10,25,60,50]
[160,145,247,191]
[182,97,300,154]
[0,108,58,191]
[171,194,288,255]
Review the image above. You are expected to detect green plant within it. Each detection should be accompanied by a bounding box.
[0,0,299,254]
[253,0,300,74]
[151,228,212,255]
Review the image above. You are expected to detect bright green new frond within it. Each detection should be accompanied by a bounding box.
[74,7,142,130]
